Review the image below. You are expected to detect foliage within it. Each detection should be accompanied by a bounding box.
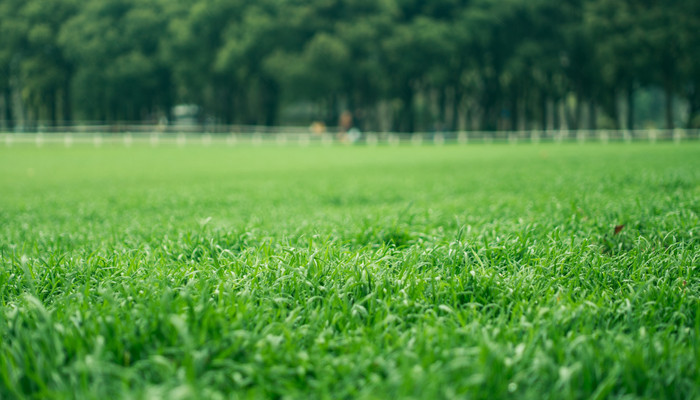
[1,0,699,130]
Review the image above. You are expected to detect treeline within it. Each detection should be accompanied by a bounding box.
[1,0,699,132]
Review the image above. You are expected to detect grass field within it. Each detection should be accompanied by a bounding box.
[1,142,699,399]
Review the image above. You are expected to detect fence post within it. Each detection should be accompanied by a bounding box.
[276,133,287,146]
[366,132,378,146]
[673,129,682,144]
[298,133,310,147]
[531,130,540,144]
[226,133,237,146]
[457,131,468,145]
[202,133,212,146]
[252,132,263,146]
[555,130,564,144]
[388,133,400,146]
[176,133,186,147]
[321,133,333,146]
[434,132,445,145]
[411,133,423,145]
[123,133,133,147]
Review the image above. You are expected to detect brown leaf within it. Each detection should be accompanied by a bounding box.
[614,225,625,235]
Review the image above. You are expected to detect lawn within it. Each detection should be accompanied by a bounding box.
[1,142,699,399]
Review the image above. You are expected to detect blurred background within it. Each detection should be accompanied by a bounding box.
[1,0,699,134]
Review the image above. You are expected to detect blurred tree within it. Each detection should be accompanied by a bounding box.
[0,0,23,129]
[166,0,246,124]
[585,0,642,130]
[266,0,395,129]
[651,0,700,129]
[560,0,601,130]
[215,1,291,125]
[59,0,171,122]
[1,0,696,131]
[0,0,77,128]
[636,0,684,130]
[333,1,396,130]
[679,0,700,128]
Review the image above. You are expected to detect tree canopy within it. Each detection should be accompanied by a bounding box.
[1,0,698,131]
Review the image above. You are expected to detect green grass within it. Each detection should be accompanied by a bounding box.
[1,142,699,399]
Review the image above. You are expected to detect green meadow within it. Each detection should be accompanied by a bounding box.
[1,142,699,399]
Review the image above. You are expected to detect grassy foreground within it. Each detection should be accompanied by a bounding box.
[1,142,699,399]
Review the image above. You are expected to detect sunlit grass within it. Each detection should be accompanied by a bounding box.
[1,143,699,399]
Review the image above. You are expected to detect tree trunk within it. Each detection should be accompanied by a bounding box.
[588,100,597,131]
[611,88,620,130]
[223,88,234,125]
[546,97,555,132]
[573,93,583,131]
[438,86,447,129]
[326,94,338,127]
[0,91,5,130]
[510,95,518,132]
[626,85,635,132]
[541,93,548,131]
[62,78,72,124]
[553,98,560,131]
[687,85,699,129]
[49,91,58,126]
[664,81,674,130]
[450,86,461,131]
[2,87,13,130]
[558,99,569,132]
[11,76,25,130]
[399,86,414,133]
[260,78,278,126]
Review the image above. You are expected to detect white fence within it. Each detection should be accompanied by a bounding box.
[1,128,699,148]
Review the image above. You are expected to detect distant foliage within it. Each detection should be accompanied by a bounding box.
[1,0,699,131]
